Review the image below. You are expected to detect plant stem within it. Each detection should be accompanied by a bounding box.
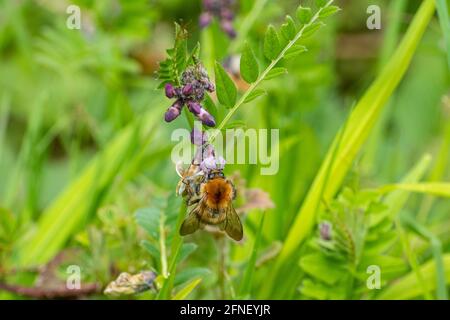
[217,235,227,299]
[159,213,168,278]
[209,0,335,143]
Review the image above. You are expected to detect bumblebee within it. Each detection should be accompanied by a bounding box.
[179,168,243,241]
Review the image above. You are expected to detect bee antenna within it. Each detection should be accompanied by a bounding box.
[175,161,185,177]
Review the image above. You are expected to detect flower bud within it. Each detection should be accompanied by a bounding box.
[199,12,213,28]
[164,100,183,122]
[182,83,194,96]
[319,222,332,241]
[198,108,216,127]
[204,82,215,93]
[220,8,234,20]
[221,20,236,38]
[164,83,176,98]
[187,101,202,115]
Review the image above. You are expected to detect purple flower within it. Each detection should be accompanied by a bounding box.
[163,64,216,127]
[199,12,213,28]
[220,20,237,39]
[191,128,208,146]
[198,109,216,127]
[165,83,176,98]
[200,0,237,39]
[200,155,226,173]
[319,222,332,241]
[164,100,183,122]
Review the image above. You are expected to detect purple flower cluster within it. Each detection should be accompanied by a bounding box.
[164,64,216,127]
[190,128,225,175]
[199,0,237,39]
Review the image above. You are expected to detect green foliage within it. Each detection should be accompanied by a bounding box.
[214,61,237,108]
[263,25,281,60]
[296,6,312,24]
[157,23,189,88]
[240,42,259,83]
[1,0,449,302]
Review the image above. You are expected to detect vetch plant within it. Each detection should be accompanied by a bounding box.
[3,0,449,303]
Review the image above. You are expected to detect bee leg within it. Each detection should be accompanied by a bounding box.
[227,179,237,200]
[187,197,201,206]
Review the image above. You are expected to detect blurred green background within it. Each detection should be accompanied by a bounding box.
[0,0,449,300]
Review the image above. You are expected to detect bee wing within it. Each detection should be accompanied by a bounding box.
[179,207,201,236]
[220,205,243,241]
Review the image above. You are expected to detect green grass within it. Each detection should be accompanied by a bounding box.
[0,0,449,300]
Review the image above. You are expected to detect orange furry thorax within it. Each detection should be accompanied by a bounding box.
[203,178,233,210]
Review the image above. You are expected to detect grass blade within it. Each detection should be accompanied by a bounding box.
[377,254,450,299]
[239,212,265,297]
[436,0,450,69]
[172,278,202,300]
[12,108,162,267]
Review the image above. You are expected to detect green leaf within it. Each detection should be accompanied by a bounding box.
[223,120,247,129]
[436,0,450,69]
[240,42,259,83]
[263,67,288,80]
[296,6,312,24]
[174,267,211,287]
[281,15,297,41]
[315,0,328,7]
[214,61,237,108]
[303,22,324,38]
[379,182,450,198]
[172,278,202,300]
[284,45,307,60]
[299,253,345,285]
[239,213,265,296]
[141,240,160,260]
[157,22,189,88]
[319,5,341,19]
[244,89,266,103]
[177,242,198,264]
[377,254,450,299]
[263,25,281,60]
[371,154,431,227]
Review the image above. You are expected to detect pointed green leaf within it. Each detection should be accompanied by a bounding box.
[244,89,267,103]
[281,15,297,41]
[296,6,312,24]
[214,61,237,108]
[319,5,341,19]
[263,67,288,80]
[240,42,259,83]
[303,22,324,38]
[315,0,328,7]
[284,45,307,60]
[263,25,281,60]
[172,278,202,300]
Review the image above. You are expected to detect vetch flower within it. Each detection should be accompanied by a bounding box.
[190,128,208,146]
[200,155,226,173]
[200,0,237,39]
[319,221,332,241]
[163,64,216,127]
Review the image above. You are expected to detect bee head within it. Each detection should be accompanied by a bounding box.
[207,169,225,180]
